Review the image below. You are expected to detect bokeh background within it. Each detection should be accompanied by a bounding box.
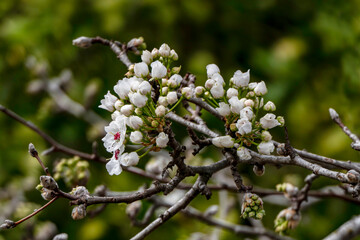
[1,0,360,239]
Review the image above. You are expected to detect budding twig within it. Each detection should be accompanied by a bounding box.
[28,143,50,176]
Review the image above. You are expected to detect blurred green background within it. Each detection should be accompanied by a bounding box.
[1,0,360,239]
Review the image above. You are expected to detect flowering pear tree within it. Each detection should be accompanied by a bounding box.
[1,36,360,240]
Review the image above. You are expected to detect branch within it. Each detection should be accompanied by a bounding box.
[130,175,209,240]
[329,108,360,151]
[324,215,360,240]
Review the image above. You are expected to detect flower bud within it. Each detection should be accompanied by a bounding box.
[205,79,215,89]
[72,37,92,48]
[215,102,231,117]
[226,88,238,99]
[170,49,178,61]
[138,81,152,95]
[237,147,252,160]
[120,104,134,116]
[40,176,58,190]
[128,116,143,129]
[261,131,272,141]
[159,43,171,57]
[277,116,285,127]
[151,48,159,58]
[114,100,124,111]
[41,188,55,200]
[134,62,149,78]
[254,81,267,96]
[206,64,220,78]
[130,131,143,144]
[264,101,276,111]
[210,82,224,99]
[72,204,87,220]
[156,132,169,148]
[241,193,265,220]
[141,50,153,64]
[162,87,169,95]
[171,66,181,74]
[240,107,254,120]
[244,99,254,107]
[212,136,234,148]
[155,105,166,117]
[232,69,250,88]
[248,82,257,90]
[195,86,205,97]
[257,141,275,155]
[120,152,139,166]
[260,113,280,129]
[167,91,178,105]
[158,96,168,106]
[135,108,143,115]
[151,120,159,128]
[182,87,193,99]
[151,60,167,79]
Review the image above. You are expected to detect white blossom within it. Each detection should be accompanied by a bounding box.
[182,87,193,99]
[162,87,169,95]
[168,74,183,88]
[114,78,131,99]
[158,96,168,106]
[170,49,178,60]
[151,60,167,79]
[114,100,124,111]
[155,105,166,117]
[134,62,149,78]
[258,141,275,155]
[210,82,224,99]
[99,91,117,112]
[111,110,122,121]
[211,73,225,86]
[226,88,238,99]
[264,101,276,111]
[102,116,127,153]
[228,97,244,114]
[216,102,231,117]
[237,147,252,160]
[106,152,122,175]
[248,82,257,90]
[232,70,250,88]
[195,86,205,96]
[261,131,272,141]
[254,81,267,96]
[159,43,171,57]
[205,79,215,89]
[206,64,220,78]
[260,113,280,129]
[130,131,143,144]
[130,92,148,108]
[138,81,152,95]
[240,106,254,120]
[120,104,134,116]
[156,132,169,148]
[151,48,159,58]
[129,77,143,92]
[120,152,139,167]
[212,136,234,148]
[167,91,178,105]
[244,99,254,107]
[141,50,153,64]
[236,118,252,135]
[127,116,143,129]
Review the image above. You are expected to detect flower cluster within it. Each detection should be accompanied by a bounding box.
[276,182,299,199]
[241,193,265,220]
[99,44,183,175]
[274,207,301,234]
[199,64,284,156]
[53,156,90,187]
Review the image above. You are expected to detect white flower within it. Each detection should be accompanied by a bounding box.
[138,81,152,95]
[254,81,267,96]
[129,77,143,92]
[168,74,183,88]
[99,91,117,112]
[134,62,149,78]
[228,97,244,114]
[195,86,205,96]
[226,88,238,99]
[167,91,178,105]
[130,131,143,144]
[120,152,140,167]
[212,136,234,148]
[261,131,272,141]
[130,92,148,108]
[260,113,280,129]
[72,36,92,48]
[158,96,168,106]
[170,49,178,60]
[114,78,131,99]
[141,50,153,64]
[248,82,257,90]
[114,100,124,111]
[151,60,167,79]
[263,101,276,111]
[156,132,169,148]
[232,70,250,88]
[210,82,224,99]
[206,64,220,78]
[106,151,122,175]
[211,73,225,85]
[182,87,194,99]
[127,116,143,129]
[244,99,254,107]
[237,147,252,160]
[151,48,159,58]
[216,102,231,117]
[111,110,122,121]
[159,43,171,57]
[236,118,252,135]
[205,79,215,89]
[102,116,127,153]
[155,105,166,117]
[120,104,134,116]
[258,141,274,155]
[240,106,254,120]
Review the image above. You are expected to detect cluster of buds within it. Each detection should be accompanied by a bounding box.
[201,64,284,156]
[70,186,89,220]
[53,156,90,187]
[241,193,265,220]
[274,207,301,234]
[276,183,299,199]
[99,43,185,176]
[36,176,59,201]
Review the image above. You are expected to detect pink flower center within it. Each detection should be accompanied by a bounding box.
[114,150,120,160]
[114,132,121,141]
